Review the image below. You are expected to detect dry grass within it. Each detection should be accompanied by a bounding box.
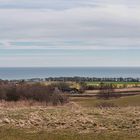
[0,100,48,108]
[0,95,139,140]
[71,95,140,107]
[0,101,140,134]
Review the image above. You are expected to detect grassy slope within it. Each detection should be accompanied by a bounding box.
[0,95,140,140]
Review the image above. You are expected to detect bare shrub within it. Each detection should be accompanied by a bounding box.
[56,82,70,91]
[0,86,7,100]
[97,82,120,99]
[0,83,69,106]
[6,86,20,101]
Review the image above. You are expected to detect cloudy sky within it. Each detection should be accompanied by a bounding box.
[0,0,140,67]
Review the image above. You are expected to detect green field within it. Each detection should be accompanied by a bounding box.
[85,81,140,89]
[86,81,140,85]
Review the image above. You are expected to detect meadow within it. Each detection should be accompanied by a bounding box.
[0,95,139,140]
[0,82,140,140]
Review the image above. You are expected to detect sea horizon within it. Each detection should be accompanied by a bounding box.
[0,67,140,80]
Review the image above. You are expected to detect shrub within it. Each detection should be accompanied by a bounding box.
[0,83,69,105]
[97,82,117,99]
[6,86,20,101]
[0,86,7,100]
[51,82,70,92]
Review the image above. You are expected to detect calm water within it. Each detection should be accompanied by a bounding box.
[0,67,140,80]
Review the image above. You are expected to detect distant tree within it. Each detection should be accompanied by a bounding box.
[97,82,115,99]
[79,82,87,93]
[52,82,70,92]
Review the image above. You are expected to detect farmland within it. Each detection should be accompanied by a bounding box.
[86,81,140,88]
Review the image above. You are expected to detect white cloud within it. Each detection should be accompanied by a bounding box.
[0,4,140,49]
[0,0,140,66]
[0,0,140,9]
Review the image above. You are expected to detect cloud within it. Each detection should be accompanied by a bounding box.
[0,4,140,50]
[0,0,140,9]
[0,0,98,9]
[0,0,140,66]
[0,38,139,50]
[0,50,140,67]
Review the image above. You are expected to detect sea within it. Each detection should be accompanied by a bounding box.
[0,67,140,80]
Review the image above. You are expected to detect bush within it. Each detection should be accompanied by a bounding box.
[51,82,70,92]
[0,83,69,105]
[97,83,116,99]
[6,86,20,101]
[85,85,99,90]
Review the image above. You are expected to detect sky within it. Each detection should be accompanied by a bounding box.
[0,0,140,67]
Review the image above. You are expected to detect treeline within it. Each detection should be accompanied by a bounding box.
[45,77,140,82]
[1,77,140,83]
[0,83,68,105]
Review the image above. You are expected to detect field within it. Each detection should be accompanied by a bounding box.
[71,95,140,107]
[0,94,140,140]
[86,81,140,85]
[86,81,140,88]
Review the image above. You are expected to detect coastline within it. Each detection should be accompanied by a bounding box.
[0,67,140,80]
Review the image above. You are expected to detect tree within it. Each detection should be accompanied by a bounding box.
[97,82,115,99]
[79,82,87,93]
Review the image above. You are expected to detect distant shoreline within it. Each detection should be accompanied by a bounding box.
[0,76,139,83]
[0,67,140,80]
